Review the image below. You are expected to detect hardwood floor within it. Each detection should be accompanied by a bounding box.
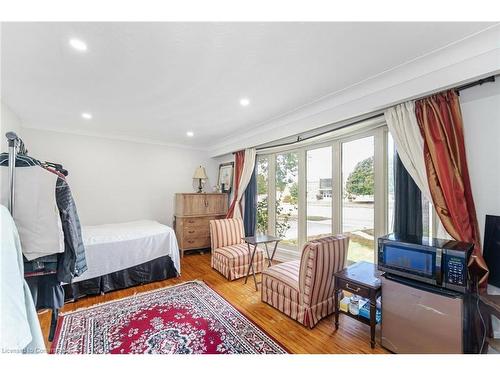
[38,252,388,354]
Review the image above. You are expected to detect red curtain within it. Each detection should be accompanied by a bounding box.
[415,90,489,288]
[226,150,245,218]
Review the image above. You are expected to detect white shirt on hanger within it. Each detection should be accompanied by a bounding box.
[1,166,64,260]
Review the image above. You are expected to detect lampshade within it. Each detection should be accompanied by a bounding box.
[193,166,208,180]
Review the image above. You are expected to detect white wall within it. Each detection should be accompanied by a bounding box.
[461,79,500,245]
[463,81,500,331]
[21,128,218,227]
[211,25,500,156]
[0,101,23,153]
[5,79,499,242]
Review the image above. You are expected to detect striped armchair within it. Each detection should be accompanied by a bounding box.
[261,235,349,328]
[209,218,264,281]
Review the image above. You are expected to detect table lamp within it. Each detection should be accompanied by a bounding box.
[193,166,208,193]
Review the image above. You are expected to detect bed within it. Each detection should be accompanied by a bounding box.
[63,220,181,301]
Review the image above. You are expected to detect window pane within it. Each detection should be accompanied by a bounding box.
[388,132,434,239]
[276,152,298,249]
[342,136,375,263]
[307,146,332,241]
[256,156,269,235]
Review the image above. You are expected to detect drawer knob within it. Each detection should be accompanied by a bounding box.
[187,240,194,244]
[345,283,360,293]
[188,230,195,234]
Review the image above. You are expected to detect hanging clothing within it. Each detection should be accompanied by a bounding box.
[0,153,87,282]
[0,164,64,260]
[0,205,45,354]
[0,153,41,167]
[415,90,489,288]
[42,163,88,281]
[394,153,423,237]
[23,254,58,275]
[55,177,88,282]
[25,274,64,311]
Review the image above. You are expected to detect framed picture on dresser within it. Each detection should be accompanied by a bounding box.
[218,162,234,194]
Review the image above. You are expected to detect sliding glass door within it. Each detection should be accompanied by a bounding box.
[256,123,388,262]
[341,136,375,263]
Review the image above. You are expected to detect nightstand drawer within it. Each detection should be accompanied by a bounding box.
[336,278,370,298]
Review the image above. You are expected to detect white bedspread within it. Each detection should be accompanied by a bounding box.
[72,220,180,283]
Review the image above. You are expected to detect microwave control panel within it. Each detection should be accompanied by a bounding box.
[445,255,466,286]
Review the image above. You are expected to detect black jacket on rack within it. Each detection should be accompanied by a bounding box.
[55,176,87,282]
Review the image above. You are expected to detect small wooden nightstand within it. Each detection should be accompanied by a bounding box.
[334,261,382,348]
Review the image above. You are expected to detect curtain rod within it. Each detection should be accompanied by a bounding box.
[255,74,497,152]
[255,112,384,151]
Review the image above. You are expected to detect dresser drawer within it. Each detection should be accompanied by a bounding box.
[174,213,225,256]
[180,236,210,250]
[183,226,210,238]
[336,278,370,299]
[182,217,210,228]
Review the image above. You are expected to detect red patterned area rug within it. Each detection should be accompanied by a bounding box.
[51,280,287,354]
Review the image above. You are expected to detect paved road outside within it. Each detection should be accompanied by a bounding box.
[278,201,374,240]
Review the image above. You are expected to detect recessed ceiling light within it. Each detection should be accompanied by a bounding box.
[186,131,194,137]
[81,112,92,120]
[239,98,250,107]
[69,38,88,52]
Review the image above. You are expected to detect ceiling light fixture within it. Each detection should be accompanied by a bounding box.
[69,38,88,52]
[81,112,92,120]
[186,131,194,137]
[239,98,250,107]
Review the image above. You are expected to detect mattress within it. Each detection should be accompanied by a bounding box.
[72,220,180,283]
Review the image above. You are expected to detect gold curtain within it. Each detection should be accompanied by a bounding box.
[415,90,489,288]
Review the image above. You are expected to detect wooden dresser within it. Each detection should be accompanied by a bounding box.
[174,193,228,257]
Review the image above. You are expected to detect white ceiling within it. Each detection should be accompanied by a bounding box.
[1,22,496,150]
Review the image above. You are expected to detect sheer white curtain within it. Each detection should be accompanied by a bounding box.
[384,101,431,201]
[233,148,256,220]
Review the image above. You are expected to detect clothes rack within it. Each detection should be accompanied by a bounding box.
[4,131,60,342]
[6,131,18,215]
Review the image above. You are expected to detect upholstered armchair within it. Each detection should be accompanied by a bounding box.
[261,235,349,328]
[209,218,264,281]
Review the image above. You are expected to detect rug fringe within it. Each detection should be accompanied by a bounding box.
[59,280,206,316]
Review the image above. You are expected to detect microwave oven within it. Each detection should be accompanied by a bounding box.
[377,234,473,293]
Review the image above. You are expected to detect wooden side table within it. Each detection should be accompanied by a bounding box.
[334,261,382,348]
[242,235,280,291]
